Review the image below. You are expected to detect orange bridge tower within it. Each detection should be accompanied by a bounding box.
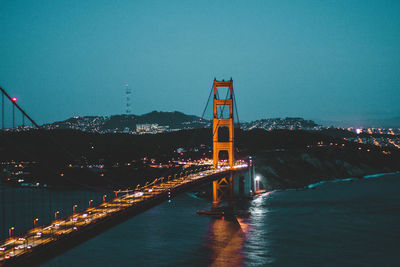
[212,78,235,207]
[212,78,235,168]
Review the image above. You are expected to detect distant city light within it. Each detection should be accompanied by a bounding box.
[356,128,362,134]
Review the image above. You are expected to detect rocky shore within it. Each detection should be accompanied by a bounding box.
[254,147,400,190]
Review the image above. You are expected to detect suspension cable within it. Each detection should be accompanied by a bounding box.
[200,83,214,120]
[0,87,40,128]
[233,90,240,129]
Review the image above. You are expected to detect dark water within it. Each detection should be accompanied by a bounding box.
[3,173,400,266]
[242,173,400,266]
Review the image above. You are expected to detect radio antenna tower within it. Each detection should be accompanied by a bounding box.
[125,83,132,114]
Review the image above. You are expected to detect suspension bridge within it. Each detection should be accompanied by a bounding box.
[0,79,254,266]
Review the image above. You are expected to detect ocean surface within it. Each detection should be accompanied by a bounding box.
[2,173,400,266]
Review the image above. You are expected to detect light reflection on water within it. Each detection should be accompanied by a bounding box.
[242,173,400,266]
[242,193,274,266]
[207,218,245,267]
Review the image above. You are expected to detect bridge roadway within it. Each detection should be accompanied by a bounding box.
[0,164,248,266]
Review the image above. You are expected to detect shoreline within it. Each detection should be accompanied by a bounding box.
[298,170,400,190]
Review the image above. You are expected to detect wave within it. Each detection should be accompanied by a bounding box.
[306,171,400,189]
[363,171,400,179]
[186,192,203,200]
[307,177,357,189]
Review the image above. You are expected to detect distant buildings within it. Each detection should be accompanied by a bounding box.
[136,124,169,134]
[241,117,321,131]
[342,127,400,150]
[39,112,210,134]
[39,116,322,134]
[5,113,399,151]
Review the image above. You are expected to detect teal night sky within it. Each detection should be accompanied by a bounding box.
[1,0,399,124]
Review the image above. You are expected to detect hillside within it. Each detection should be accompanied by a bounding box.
[1,128,399,190]
[42,111,207,133]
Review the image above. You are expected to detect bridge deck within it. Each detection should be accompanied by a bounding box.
[0,164,248,266]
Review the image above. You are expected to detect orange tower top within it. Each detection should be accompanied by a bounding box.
[213,78,234,168]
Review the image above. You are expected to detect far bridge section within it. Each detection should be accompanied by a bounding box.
[0,164,248,266]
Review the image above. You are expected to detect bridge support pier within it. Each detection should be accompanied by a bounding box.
[212,173,234,208]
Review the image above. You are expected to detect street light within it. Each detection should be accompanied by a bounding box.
[73,205,78,213]
[103,195,107,203]
[9,227,14,238]
[89,200,93,207]
[54,211,59,220]
[33,218,39,228]
[255,176,260,192]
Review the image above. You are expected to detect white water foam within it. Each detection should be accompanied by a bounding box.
[363,171,400,179]
[307,171,400,189]
[307,177,357,189]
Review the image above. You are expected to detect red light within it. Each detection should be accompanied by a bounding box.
[221,216,225,220]
[60,173,64,177]
[11,97,17,102]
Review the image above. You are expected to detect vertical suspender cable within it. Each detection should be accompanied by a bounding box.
[12,104,15,129]
[233,90,240,129]
[200,84,214,120]
[1,91,4,238]
[2,92,4,129]
[1,183,5,240]
[233,90,241,161]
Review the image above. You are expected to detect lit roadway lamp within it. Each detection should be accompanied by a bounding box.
[72,205,78,231]
[103,195,107,203]
[9,226,15,256]
[54,211,60,220]
[33,218,39,228]
[9,227,14,239]
[255,176,261,193]
[89,199,93,207]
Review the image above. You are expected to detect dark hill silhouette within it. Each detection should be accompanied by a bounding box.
[0,128,399,190]
[44,111,206,132]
